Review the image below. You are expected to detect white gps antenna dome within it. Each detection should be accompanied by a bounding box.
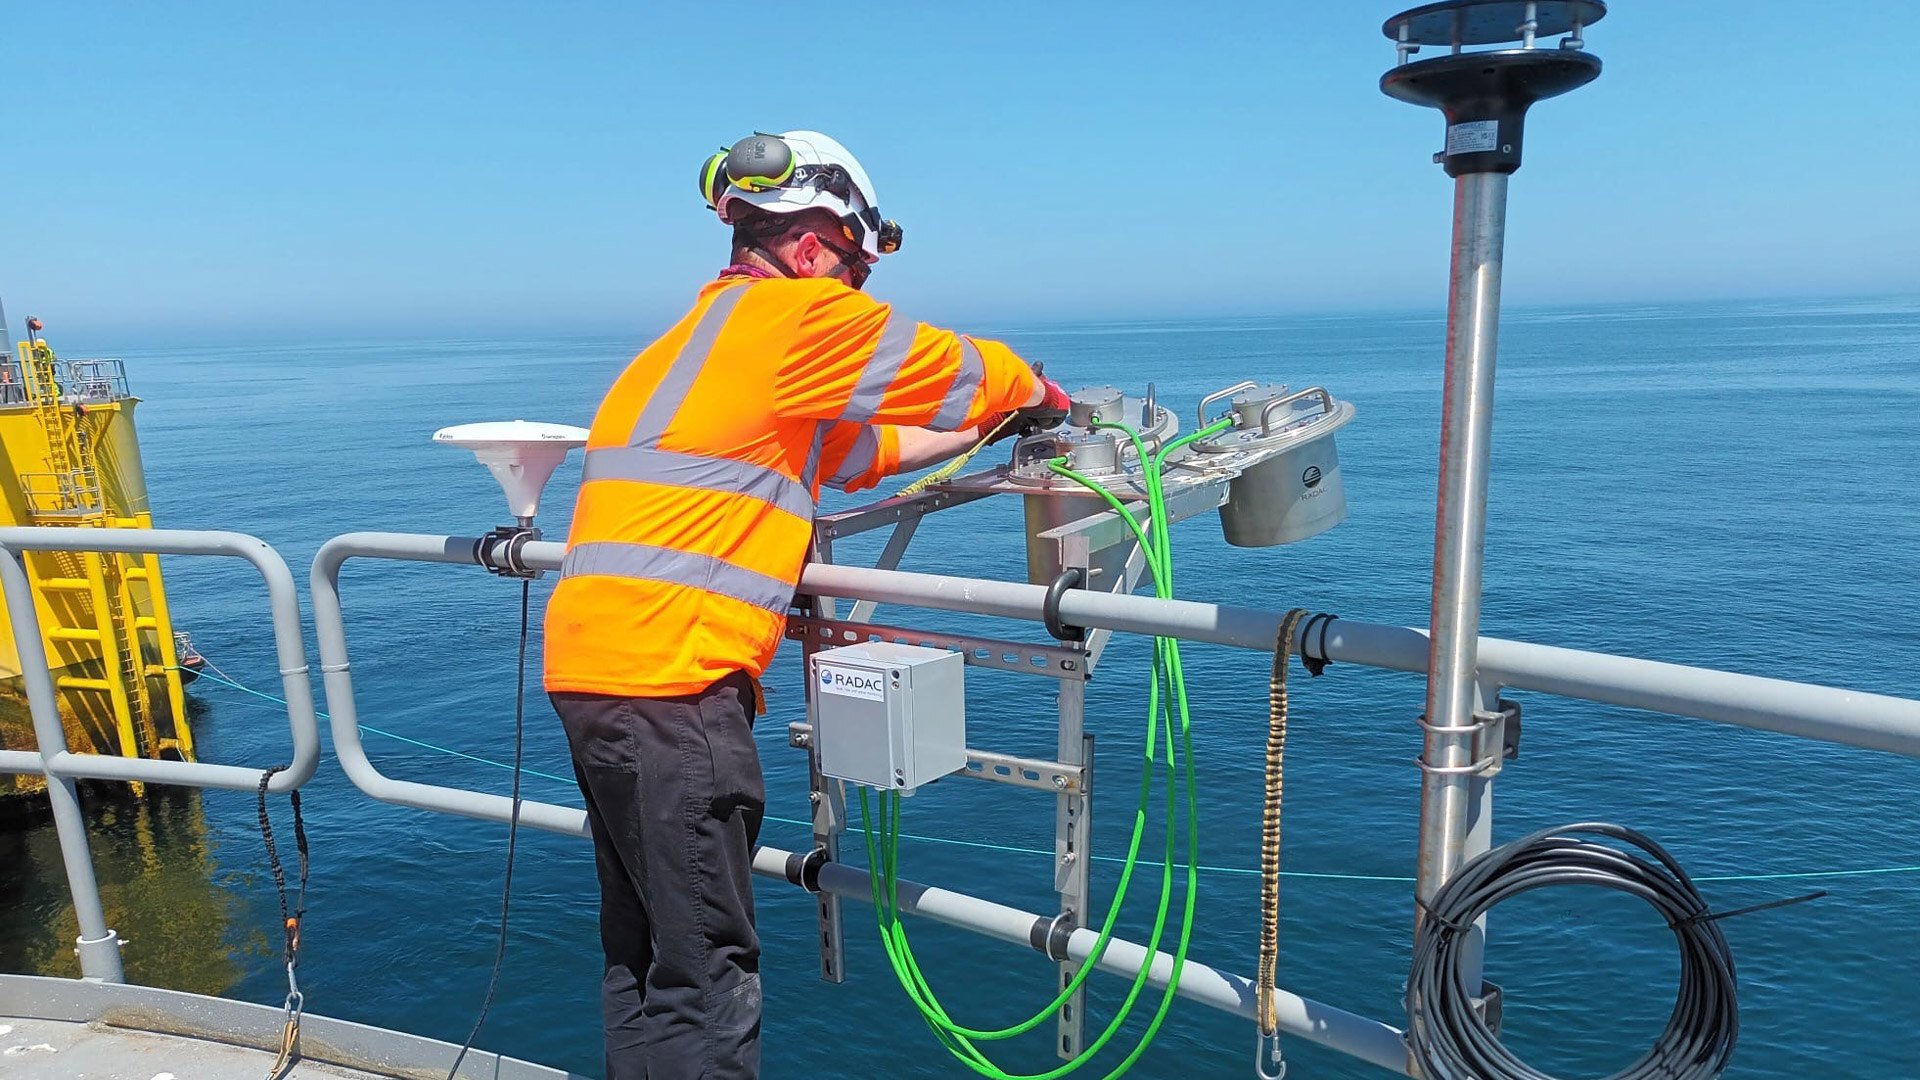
[433,420,589,524]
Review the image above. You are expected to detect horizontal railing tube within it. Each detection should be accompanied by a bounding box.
[0,527,321,792]
[324,534,1413,1068]
[749,844,1413,1075]
[793,562,1920,760]
[0,526,323,983]
[311,532,588,838]
[306,530,1920,1079]
[416,536,1920,759]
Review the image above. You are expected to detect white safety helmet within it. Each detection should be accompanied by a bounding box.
[699,129,903,262]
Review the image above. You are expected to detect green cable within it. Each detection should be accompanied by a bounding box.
[862,610,1177,1046]
[862,448,1172,1076]
[868,779,1180,1076]
[863,664,1181,1075]
[1081,418,1235,1067]
[858,500,1181,1075]
[861,417,1233,1077]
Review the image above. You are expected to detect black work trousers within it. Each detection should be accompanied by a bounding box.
[552,671,764,1080]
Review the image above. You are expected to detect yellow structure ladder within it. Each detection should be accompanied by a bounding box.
[15,337,193,773]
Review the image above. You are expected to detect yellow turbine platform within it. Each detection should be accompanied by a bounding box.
[0,331,193,799]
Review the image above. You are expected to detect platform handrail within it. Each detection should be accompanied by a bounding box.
[0,526,321,982]
[793,562,1920,760]
[308,530,1421,1070]
[0,527,321,791]
[11,524,1917,1065]
[310,531,589,838]
[316,531,1920,798]
[305,528,1920,1077]
[303,532,1411,1064]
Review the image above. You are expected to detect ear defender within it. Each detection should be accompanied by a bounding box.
[698,150,729,208]
[723,134,796,193]
[699,133,901,257]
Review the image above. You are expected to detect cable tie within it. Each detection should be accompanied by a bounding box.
[1413,894,1472,934]
[1670,889,1828,929]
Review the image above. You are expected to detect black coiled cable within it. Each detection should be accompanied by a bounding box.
[1406,822,1740,1080]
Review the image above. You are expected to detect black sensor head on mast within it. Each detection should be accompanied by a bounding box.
[1379,0,1606,177]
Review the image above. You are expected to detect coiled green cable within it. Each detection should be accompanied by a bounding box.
[859,417,1233,1078]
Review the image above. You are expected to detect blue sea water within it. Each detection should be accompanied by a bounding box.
[5,296,1920,1078]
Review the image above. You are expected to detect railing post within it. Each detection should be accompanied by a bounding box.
[0,547,124,981]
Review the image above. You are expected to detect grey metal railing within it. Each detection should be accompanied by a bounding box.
[60,358,131,404]
[8,523,1920,1071]
[798,563,1920,760]
[311,532,591,838]
[308,530,1415,1070]
[305,528,1920,1077]
[0,527,320,982]
[16,468,105,518]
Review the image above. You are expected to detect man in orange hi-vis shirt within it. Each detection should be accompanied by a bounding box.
[544,130,1069,1080]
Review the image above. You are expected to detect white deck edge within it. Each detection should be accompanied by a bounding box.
[0,973,587,1079]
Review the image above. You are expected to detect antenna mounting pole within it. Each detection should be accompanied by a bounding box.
[1380,0,1605,916]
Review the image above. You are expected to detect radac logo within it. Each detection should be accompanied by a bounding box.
[817,664,885,702]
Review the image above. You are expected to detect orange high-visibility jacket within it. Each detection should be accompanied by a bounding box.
[543,276,1038,697]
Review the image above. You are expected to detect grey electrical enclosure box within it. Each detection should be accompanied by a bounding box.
[809,641,967,791]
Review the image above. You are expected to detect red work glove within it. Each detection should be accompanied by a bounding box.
[973,365,1070,444]
[1016,372,1071,435]
[973,410,1020,443]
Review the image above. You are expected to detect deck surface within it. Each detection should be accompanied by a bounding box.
[1,1015,395,1079]
[0,974,581,1080]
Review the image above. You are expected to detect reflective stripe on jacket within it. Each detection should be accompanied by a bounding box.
[543,276,1038,697]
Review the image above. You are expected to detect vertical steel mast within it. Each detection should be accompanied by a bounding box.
[1379,1,1605,913]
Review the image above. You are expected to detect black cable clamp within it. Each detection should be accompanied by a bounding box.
[1029,910,1078,962]
[474,525,542,579]
[786,845,830,894]
[1043,567,1087,643]
[1299,612,1339,676]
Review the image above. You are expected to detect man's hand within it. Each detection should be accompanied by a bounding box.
[976,373,1069,444]
[1006,362,1072,436]
[972,410,1020,444]
[1024,374,1071,424]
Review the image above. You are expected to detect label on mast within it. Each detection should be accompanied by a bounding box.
[1446,120,1499,154]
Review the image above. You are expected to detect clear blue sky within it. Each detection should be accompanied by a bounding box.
[5,2,1916,340]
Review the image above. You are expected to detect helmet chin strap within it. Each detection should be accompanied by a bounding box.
[743,243,799,278]
[741,237,866,290]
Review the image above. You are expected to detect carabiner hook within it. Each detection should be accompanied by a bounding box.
[1255,1029,1287,1080]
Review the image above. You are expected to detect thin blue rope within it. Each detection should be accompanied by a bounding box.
[180,669,1920,886]
[186,668,581,785]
